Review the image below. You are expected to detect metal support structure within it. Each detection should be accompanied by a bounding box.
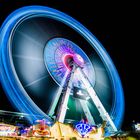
[48,61,117,133]
[48,70,69,117]
[79,99,95,125]
[56,65,76,123]
[77,67,117,132]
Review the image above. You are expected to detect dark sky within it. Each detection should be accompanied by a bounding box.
[0,0,139,130]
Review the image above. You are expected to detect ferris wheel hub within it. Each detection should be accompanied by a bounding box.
[73,53,85,68]
[63,53,85,71]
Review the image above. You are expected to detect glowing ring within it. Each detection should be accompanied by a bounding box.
[44,37,95,87]
[0,6,124,128]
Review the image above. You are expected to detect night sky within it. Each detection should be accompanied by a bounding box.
[0,0,139,131]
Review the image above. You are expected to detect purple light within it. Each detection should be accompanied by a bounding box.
[44,38,95,87]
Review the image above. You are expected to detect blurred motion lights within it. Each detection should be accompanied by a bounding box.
[0,6,124,135]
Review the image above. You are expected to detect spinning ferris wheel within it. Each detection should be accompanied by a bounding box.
[0,6,124,135]
[44,37,116,132]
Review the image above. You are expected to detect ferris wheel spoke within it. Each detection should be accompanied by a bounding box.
[24,75,49,88]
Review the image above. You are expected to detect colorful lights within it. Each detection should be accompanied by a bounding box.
[0,6,124,134]
[0,123,17,136]
[75,121,93,137]
[44,38,95,87]
[73,53,85,67]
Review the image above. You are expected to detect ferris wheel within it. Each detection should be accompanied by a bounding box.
[0,6,124,135]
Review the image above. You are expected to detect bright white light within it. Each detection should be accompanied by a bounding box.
[57,65,76,123]
[86,96,90,100]
[77,67,117,132]
[77,90,83,96]
[76,54,84,63]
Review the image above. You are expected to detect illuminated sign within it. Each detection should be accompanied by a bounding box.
[0,123,17,136]
[75,121,93,137]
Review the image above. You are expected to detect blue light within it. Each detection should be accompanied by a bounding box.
[75,121,93,137]
[0,5,124,133]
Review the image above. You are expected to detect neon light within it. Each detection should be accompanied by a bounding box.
[0,124,17,136]
[0,5,124,134]
[75,121,93,137]
[44,38,95,87]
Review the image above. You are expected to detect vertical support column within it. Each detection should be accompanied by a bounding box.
[77,67,117,132]
[48,70,69,117]
[56,65,76,123]
[79,99,95,125]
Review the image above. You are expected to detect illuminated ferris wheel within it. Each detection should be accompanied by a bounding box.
[44,37,117,132]
[0,6,124,135]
